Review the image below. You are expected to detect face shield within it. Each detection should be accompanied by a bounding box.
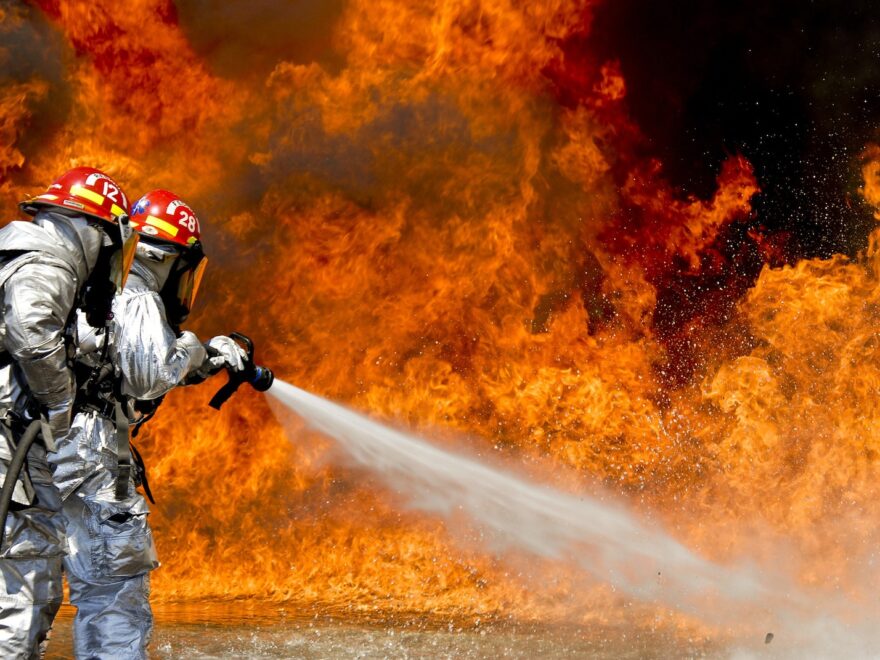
[82,214,139,329]
[175,255,208,317]
[160,241,208,325]
[108,215,139,291]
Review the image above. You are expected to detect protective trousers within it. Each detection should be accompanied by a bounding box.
[0,443,66,659]
[53,412,158,660]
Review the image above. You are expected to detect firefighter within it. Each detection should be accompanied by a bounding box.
[51,189,245,658]
[0,167,138,658]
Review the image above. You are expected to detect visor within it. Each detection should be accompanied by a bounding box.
[176,255,208,317]
[109,215,139,291]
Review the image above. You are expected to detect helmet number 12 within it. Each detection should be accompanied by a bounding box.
[102,181,120,202]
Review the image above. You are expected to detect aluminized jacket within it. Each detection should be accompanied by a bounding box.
[53,267,207,498]
[0,213,102,453]
[51,260,206,659]
[0,212,103,659]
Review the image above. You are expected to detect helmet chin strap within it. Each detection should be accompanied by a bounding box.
[100,228,116,247]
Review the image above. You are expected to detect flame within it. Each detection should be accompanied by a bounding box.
[1,0,879,629]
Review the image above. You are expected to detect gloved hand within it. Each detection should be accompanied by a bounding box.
[202,335,248,375]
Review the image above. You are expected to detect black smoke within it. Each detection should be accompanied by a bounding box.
[173,0,345,78]
[591,0,880,258]
[0,0,72,178]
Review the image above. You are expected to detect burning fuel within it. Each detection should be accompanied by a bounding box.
[4,0,880,652]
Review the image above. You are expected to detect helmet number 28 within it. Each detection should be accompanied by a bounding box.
[178,210,198,233]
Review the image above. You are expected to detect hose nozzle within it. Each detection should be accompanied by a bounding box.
[249,365,274,392]
[209,332,274,409]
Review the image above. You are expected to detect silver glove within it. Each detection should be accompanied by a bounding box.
[203,335,247,373]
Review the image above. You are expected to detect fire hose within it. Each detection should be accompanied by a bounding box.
[209,332,274,409]
[0,419,41,552]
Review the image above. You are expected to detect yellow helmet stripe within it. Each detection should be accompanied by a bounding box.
[70,184,104,207]
[110,204,125,218]
[145,214,179,237]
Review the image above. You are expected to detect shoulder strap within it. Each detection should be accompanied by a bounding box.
[114,400,132,501]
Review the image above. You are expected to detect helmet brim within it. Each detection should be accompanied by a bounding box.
[20,194,123,225]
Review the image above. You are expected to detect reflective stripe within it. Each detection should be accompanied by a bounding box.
[71,184,104,206]
[110,203,125,218]
[144,215,179,237]
[34,194,59,201]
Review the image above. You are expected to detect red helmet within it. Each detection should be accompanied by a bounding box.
[20,166,131,224]
[130,189,208,323]
[130,188,201,248]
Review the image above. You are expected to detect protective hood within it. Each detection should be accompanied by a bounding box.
[0,210,104,284]
[129,239,206,325]
[129,241,178,293]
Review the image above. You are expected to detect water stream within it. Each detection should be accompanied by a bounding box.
[243,379,880,656]
[267,380,772,619]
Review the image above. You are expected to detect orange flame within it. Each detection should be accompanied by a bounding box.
[1,0,878,628]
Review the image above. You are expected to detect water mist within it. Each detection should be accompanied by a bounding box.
[267,382,773,608]
[267,380,879,657]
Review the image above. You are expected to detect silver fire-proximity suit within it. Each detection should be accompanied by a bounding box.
[0,211,106,659]
[51,243,243,659]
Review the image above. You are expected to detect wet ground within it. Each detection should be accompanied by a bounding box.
[43,602,765,659]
